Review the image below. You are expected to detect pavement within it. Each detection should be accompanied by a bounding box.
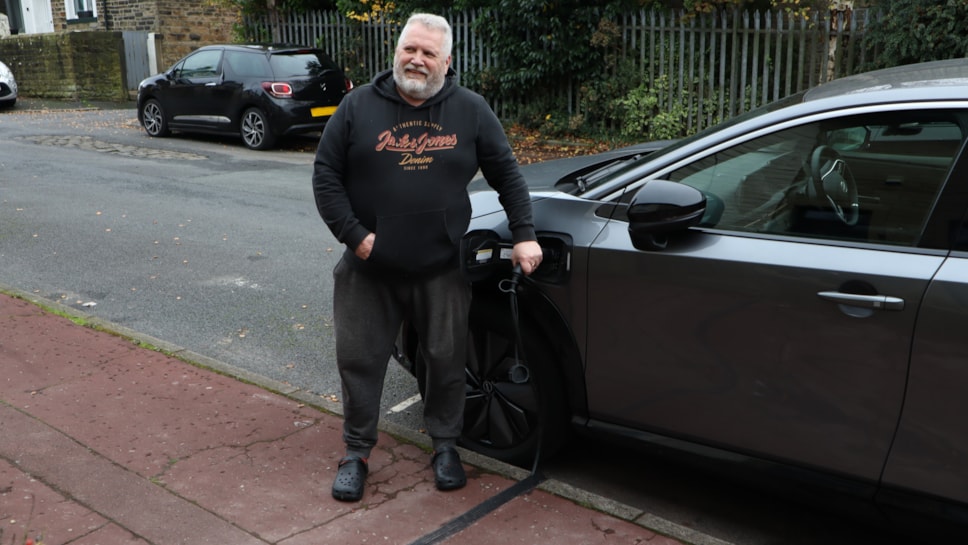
[0,281,719,545]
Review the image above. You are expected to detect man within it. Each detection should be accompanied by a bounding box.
[312,13,543,502]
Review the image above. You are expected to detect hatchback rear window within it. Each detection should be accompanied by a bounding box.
[224,52,270,78]
[269,53,339,78]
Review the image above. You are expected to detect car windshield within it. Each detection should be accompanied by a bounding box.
[578,91,808,194]
[269,52,337,78]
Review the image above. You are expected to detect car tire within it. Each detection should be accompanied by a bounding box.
[240,107,276,150]
[405,294,569,468]
[140,99,170,137]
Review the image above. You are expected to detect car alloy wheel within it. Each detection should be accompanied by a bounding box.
[241,107,277,150]
[141,99,170,137]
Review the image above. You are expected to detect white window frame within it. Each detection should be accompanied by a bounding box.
[66,0,97,20]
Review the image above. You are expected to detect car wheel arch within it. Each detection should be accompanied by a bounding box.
[503,284,589,420]
[398,281,585,466]
[463,284,577,465]
[231,97,267,125]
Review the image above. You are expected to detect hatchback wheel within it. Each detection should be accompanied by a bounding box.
[140,99,170,137]
[241,107,276,150]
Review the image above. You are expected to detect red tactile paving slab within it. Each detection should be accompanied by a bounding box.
[0,297,329,478]
[68,524,150,545]
[0,458,109,545]
[446,488,685,545]
[0,293,690,545]
[278,472,525,545]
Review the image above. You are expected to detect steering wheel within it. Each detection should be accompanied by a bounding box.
[810,145,859,226]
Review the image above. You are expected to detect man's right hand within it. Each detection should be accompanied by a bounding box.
[355,233,375,260]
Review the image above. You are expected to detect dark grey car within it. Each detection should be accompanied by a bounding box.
[399,59,968,538]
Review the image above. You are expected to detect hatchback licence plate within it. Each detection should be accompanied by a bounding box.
[311,106,338,117]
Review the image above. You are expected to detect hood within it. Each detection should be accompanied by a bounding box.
[467,139,674,195]
[468,140,674,219]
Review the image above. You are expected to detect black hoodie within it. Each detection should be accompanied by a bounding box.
[312,68,536,278]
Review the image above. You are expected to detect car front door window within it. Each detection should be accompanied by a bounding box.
[175,50,222,81]
[666,111,964,246]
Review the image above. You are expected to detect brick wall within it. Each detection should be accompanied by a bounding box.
[0,0,239,101]
[0,32,127,100]
[108,0,239,69]
[103,0,158,32]
[53,0,240,69]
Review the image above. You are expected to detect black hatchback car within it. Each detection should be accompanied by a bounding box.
[137,44,351,150]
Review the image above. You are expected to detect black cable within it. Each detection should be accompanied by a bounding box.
[405,473,544,545]
[498,263,544,476]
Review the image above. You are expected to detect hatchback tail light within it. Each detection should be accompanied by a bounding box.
[345,78,354,92]
[262,82,293,98]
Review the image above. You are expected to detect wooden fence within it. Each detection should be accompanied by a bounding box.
[241,8,872,136]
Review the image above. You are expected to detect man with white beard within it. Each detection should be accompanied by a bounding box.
[312,13,543,502]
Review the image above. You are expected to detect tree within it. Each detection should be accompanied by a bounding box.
[212,0,338,16]
[640,0,839,16]
[862,0,968,70]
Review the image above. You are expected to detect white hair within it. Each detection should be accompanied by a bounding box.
[398,13,453,59]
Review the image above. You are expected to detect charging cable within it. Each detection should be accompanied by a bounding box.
[498,263,544,476]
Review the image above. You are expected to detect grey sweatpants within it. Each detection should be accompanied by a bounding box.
[332,259,471,456]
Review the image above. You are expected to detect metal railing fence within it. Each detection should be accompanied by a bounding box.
[242,7,871,136]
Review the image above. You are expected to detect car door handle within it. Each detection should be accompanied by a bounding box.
[205,82,217,86]
[817,291,905,311]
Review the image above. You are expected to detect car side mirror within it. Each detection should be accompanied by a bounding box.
[828,126,870,151]
[627,180,706,251]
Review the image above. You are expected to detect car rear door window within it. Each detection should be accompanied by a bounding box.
[223,51,270,78]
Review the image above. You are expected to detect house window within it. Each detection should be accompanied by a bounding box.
[66,0,97,20]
